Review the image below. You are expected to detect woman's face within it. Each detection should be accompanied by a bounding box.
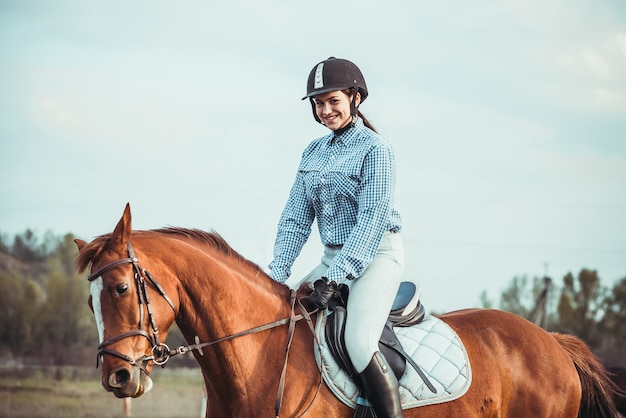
[314,90,360,130]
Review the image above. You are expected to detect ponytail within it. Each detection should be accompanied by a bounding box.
[341,88,378,133]
[358,111,377,133]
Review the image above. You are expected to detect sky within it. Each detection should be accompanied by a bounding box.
[1,0,625,313]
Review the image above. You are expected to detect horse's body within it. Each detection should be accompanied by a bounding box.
[75,204,620,417]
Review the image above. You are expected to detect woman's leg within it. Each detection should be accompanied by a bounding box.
[344,232,404,372]
[344,232,405,418]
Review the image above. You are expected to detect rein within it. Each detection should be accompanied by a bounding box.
[160,290,322,418]
[87,241,323,417]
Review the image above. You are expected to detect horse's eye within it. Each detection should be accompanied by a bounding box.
[116,283,129,296]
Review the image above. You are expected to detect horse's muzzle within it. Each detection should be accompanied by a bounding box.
[105,364,153,398]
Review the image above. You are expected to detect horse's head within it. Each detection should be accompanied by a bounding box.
[75,203,178,398]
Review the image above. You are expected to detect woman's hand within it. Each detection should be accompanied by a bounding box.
[304,278,349,309]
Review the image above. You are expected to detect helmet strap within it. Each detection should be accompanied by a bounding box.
[349,85,359,127]
[309,98,324,125]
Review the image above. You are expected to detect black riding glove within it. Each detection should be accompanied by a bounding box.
[304,278,349,310]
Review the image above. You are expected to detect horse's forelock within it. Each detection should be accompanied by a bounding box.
[75,235,110,274]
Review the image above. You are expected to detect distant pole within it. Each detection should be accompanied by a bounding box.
[529,275,552,329]
[123,397,131,416]
[200,384,207,418]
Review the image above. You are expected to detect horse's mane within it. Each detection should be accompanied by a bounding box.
[75,227,265,276]
[153,227,263,272]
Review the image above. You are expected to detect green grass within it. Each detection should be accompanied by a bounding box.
[0,367,205,418]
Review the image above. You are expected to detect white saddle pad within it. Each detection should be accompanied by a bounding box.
[313,313,472,409]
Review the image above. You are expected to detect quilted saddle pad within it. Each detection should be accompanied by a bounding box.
[313,313,472,409]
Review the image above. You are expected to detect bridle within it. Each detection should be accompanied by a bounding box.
[87,241,176,369]
[86,241,322,416]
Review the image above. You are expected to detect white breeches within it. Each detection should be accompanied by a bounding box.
[300,231,405,373]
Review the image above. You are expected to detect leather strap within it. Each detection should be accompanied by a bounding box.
[274,291,298,417]
[379,339,437,394]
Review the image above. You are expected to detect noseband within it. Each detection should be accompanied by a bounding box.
[87,241,177,369]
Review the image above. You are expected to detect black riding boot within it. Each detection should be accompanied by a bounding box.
[359,351,404,418]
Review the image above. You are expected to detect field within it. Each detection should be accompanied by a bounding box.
[0,366,205,418]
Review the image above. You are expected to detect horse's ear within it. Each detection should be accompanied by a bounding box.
[75,239,87,251]
[110,203,132,251]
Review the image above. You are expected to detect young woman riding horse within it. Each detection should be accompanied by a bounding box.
[269,57,406,417]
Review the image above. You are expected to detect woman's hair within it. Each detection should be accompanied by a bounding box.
[342,88,377,133]
[358,111,377,133]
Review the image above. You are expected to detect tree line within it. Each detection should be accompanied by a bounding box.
[0,229,624,367]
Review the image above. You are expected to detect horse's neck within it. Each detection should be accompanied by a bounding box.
[177,260,289,334]
[174,257,293,407]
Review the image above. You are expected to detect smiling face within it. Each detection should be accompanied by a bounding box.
[314,90,361,130]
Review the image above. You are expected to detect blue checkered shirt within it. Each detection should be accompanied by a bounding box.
[269,118,402,284]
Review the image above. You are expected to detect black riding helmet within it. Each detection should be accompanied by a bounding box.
[303,57,368,126]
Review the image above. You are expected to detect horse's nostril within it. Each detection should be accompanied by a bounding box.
[116,369,129,384]
[110,368,131,388]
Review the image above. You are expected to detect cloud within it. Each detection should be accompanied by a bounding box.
[490,0,626,114]
[554,35,626,111]
[582,48,612,79]
[41,97,70,122]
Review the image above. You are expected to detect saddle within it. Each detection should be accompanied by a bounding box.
[324,281,432,414]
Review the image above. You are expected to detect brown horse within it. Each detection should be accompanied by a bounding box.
[75,204,620,417]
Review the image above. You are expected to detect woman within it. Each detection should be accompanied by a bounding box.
[269,57,405,418]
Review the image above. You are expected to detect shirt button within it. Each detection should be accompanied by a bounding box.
[320,177,325,183]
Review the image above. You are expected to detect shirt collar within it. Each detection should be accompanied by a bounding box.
[330,117,364,145]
